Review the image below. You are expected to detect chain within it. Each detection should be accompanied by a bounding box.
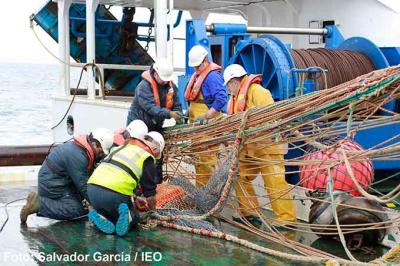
[145,27,153,51]
[145,8,155,51]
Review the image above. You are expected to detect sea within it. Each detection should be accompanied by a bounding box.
[0,62,86,146]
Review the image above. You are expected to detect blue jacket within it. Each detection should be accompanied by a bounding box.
[126,70,182,131]
[38,141,92,201]
[201,71,227,111]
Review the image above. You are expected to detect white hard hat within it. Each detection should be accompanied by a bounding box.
[126,120,148,140]
[188,45,208,67]
[143,131,165,159]
[91,128,114,155]
[223,64,247,85]
[153,58,174,81]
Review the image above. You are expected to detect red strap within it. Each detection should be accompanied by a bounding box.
[228,75,262,114]
[73,135,95,171]
[141,70,174,110]
[184,63,222,102]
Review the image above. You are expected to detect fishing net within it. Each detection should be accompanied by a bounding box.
[145,66,400,264]
[154,149,237,231]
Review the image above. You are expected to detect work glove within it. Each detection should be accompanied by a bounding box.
[194,116,208,125]
[134,196,150,212]
[175,117,186,125]
[170,111,184,120]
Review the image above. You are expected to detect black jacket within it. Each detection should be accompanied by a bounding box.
[126,69,182,131]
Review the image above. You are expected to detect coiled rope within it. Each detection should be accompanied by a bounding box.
[291,48,376,90]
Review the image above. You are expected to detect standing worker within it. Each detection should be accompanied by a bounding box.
[223,64,296,227]
[87,131,165,237]
[185,45,227,186]
[126,58,183,184]
[20,128,114,223]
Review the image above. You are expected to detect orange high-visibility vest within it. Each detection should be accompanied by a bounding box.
[185,63,222,102]
[73,135,95,171]
[227,74,262,115]
[141,70,174,110]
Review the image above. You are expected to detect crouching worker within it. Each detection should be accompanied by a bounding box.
[87,131,165,236]
[113,119,149,147]
[20,128,114,223]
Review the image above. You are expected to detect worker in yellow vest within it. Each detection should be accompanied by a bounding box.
[185,45,228,186]
[223,64,296,227]
[87,130,165,237]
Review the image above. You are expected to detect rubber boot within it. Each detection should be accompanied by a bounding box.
[116,203,132,237]
[88,210,115,234]
[20,192,39,224]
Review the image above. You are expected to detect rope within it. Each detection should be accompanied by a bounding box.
[155,220,374,265]
[375,243,400,263]
[30,17,71,66]
[152,108,253,222]
[50,62,106,130]
[0,198,27,233]
[341,148,400,203]
[327,168,360,263]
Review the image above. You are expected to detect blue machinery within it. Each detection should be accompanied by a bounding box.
[33,3,400,176]
[180,19,400,177]
[33,1,182,92]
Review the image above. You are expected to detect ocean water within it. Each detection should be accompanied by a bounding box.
[0,62,86,146]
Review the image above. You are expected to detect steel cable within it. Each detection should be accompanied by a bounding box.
[290,48,375,90]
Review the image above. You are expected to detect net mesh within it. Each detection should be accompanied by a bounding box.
[154,150,236,230]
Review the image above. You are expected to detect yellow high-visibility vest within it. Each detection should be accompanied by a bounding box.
[88,144,155,195]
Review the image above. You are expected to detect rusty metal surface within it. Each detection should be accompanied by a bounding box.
[70,89,134,97]
[0,145,56,167]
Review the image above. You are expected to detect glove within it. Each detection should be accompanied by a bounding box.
[194,116,208,125]
[134,197,150,212]
[176,117,186,125]
[170,111,183,120]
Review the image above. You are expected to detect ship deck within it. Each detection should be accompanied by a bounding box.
[0,180,396,266]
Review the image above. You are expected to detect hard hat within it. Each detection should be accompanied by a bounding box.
[126,120,148,140]
[223,64,247,85]
[153,58,174,81]
[143,131,165,159]
[188,45,208,67]
[91,128,114,155]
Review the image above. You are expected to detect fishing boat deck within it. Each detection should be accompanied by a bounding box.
[1,180,395,265]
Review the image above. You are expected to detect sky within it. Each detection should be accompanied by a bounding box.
[0,1,245,65]
[0,1,58,64]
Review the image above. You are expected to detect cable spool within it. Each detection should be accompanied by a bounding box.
[230,35,389,100]
[290,48,376,90]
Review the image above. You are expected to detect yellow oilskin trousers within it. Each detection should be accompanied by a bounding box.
[234,146,296,222]
[231,81,296,222]
[188,95,222,187]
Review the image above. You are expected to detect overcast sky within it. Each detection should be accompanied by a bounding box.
[0,1,56,63]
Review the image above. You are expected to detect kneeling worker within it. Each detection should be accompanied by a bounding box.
[20,128,114,223]
[223,64,296,227]
[87,131,165,236]
[113,119,149,147]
